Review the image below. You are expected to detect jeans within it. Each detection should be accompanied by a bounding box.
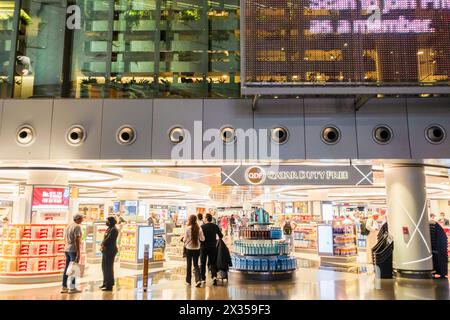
[284,234,295,252]
[62,251,77,289]
[200,246,217,280]
[102,250,117,288]
[185,249,200,284]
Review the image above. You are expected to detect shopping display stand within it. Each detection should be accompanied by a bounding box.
[166,226,185,261]
[0,224,79,284]
[83,221,108,264]
[317,222,359,273]
[119,224,165,270]
[230,209,297,281]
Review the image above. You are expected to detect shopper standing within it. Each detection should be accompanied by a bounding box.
[200,213,224,286]
[283,218,296,252]
[229,214,236,231]
[183,214,205,287]
[61,214,84,294]
[438,212,449,226]
[220,216,229,236]
[365,213,381,265]
[100,216,119,291]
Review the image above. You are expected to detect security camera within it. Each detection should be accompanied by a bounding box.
[321,126,341,145]
[16,125,35,146]
[116,125,137,145]
[66,125,86,146]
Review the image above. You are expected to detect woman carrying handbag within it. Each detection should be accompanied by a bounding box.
[183,214,205,287]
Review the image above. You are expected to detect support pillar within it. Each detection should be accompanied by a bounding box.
[384,161,433,279]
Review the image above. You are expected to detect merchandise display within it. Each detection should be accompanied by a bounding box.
[238,227,282,240]
[79,204,104,222]
[166,226,185,261]
[332,223,358,257]
[293,223,317,250]
[83,222,108,262]
[230,208,297,281]
[234,240,289,255]
[153,228,166,262]
[0,224,69,274]
[119,224,163,267]
[119,224,139,263]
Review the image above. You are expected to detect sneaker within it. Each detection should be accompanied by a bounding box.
[60,287,69,294]
[68,288,82,294]
[185,282,191,286]
[101,287,113,292]
[195,281,202,288]
[212,278,218,286]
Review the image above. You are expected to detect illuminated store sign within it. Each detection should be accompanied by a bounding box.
[32,187,70,208]
[241,0,450,92]
[221,165,373,186]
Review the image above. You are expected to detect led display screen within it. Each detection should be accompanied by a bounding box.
[242,0,450,90]
[32,187,70,208]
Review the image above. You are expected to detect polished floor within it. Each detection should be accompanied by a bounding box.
[0,256,449,300]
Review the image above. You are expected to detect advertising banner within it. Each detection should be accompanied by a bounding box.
[32,187,70,207]
[221,165,373,186]
[241,0,450,94]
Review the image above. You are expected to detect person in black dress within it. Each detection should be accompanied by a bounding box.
[100,216,119,291]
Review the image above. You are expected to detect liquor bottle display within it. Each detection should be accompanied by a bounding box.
[230,208,297,281]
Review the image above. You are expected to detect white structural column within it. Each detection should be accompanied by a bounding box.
[384,161,433,278]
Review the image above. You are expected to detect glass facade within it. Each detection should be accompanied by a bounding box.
[0,0,240,99]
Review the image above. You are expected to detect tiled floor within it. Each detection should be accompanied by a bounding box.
[0,255,449,300]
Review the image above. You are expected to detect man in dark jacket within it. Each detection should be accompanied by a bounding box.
[100,216,119,291]
[200,213,223,286]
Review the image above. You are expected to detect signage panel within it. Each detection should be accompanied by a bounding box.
[221,165,373,186]
[32,187,70,208]
[241,0,450,94]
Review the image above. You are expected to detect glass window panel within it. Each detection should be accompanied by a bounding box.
[14,0,66,98]
[0,0,16,97]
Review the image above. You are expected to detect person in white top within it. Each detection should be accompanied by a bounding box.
[365,213,381,264]
[183,214,205,287]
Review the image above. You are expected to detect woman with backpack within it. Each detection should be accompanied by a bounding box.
[183,214,205,287]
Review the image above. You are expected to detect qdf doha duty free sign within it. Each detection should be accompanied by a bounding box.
[221,165,373,186]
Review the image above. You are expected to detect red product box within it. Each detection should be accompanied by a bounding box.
[54,227,65,239]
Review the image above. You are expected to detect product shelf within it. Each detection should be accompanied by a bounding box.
[0,254,65,258]
[231,208,297,281]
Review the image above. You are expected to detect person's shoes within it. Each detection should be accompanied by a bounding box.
[99,285,106,289]
[195,281,202,288]
[60,287,69,293]
[68,288,82,294]
[101,287,113,292]
[185,282,191,286]
[212,278,218,286]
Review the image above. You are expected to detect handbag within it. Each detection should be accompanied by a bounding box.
[66,261,85,278]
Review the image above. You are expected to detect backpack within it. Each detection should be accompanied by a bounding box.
[360,220,370,236]
[283,222,292,235]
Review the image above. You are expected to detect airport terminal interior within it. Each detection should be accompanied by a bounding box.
[1,0,450,301]
[0,159,449,300]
